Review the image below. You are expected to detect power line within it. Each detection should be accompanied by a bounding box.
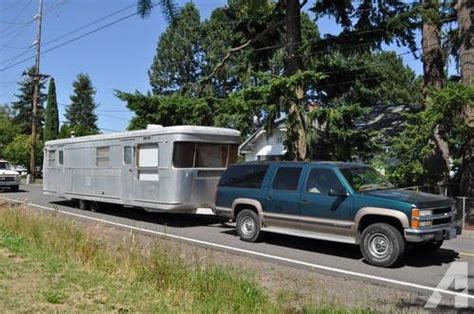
[0,4,151,72]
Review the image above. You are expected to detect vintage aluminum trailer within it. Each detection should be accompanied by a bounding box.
[43,125,240,212]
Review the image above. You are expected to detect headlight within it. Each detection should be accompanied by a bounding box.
[419,210,433,217]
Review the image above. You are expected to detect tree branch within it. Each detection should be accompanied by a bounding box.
[195,20,285,87]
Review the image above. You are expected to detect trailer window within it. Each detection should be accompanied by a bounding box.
[123,146,132,165]
[48,150,56,167]
[138,144,159,167]
[173,142,238,168]
[173,142,195,168]
[96,147,110,167]
[195,143,228,168]
[58,151,64,165]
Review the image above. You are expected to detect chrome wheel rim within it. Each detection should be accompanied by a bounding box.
[368,233,391,259]
[240,217,255,236]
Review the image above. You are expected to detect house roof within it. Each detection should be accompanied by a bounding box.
[239,117,286,153]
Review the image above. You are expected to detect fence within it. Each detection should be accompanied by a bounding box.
[456,197,474,230]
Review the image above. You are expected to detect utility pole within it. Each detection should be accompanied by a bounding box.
[30,0,44,183]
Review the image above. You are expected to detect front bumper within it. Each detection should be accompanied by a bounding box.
[404,221,462,243]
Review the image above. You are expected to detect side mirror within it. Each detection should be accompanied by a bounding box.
[328,188,348,197]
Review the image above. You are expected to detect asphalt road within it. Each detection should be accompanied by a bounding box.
[1,184,474,307]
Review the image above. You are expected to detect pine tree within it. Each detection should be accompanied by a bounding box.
[44,78,59,141]
[65,73,99,133]
[11,67,47,135]
[148,3,203,95]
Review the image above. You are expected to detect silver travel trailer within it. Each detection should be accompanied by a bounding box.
[43,125,240,212]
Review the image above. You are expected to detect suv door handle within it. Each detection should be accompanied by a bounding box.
[299,199,308,204]
[266,196,273,200]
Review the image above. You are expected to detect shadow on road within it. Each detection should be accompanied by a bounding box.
[50,200,224,228]
[0,189,28,193]
[221,229,461,268]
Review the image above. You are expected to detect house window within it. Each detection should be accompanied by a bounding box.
[48,150,56,167]
[96,147,110,167]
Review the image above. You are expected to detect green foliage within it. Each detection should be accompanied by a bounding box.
[58,124,99,139]
[308,104,379,161]
[64,73,99,134]
[43,78,59,141]
[149,3,203,95]
[0,109,18,158]
[385,83,474,187]
[4,134,43,168]
[116,91,213,130]
[11,67,47,135]
[314,51,422,107]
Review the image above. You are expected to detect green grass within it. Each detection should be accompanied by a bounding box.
[0,204,370,313]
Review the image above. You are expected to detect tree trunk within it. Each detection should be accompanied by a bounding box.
[422,0,451,193]
[422,0,444,94]
[285,0,307,161]
[457,0,474,198]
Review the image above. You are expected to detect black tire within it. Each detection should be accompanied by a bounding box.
[10,185,19,192]
[78,199,89,211]
[236,209,262,242]
[360,223,405,268]
[418,240,444,253]
[89,201,101,212]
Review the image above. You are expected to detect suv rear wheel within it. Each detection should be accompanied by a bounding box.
[236,209,262,242]
[360,223,405,267]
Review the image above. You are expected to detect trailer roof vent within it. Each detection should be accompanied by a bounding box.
[146,124,164,130]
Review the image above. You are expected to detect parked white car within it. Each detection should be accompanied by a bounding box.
[0,159,21,192]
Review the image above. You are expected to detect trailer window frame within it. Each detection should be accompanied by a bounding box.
[173,142,239,169]
[58,150,64,166]
[47,150,56,167]
[96,146,110,167]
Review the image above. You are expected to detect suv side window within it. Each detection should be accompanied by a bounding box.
[306,168,345,195]
[219,164,269,188]
[272,167,302,191]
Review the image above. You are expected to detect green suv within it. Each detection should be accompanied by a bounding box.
[214,161,462,267]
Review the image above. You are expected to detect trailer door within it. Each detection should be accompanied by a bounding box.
[120,145,135,204]
[133,143,160,205]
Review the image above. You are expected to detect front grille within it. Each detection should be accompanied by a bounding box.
[0,177,15,182]
[432,217,452,226]
[432,207,451,215]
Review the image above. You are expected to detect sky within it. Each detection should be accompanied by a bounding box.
[0,0,453,133]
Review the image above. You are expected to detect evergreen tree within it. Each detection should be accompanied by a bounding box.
[44,78,59,141]
[65,73,99,134]
[11,67,47,135]
[148,3,203,95]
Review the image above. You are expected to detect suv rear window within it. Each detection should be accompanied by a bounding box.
[218,164,269,188]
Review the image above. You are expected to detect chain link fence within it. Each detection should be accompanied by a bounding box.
[455,197,474,230]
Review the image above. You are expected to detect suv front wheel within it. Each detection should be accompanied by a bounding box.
[236,209,262,242]
[360,223,405,267]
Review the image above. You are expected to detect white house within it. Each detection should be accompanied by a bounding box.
[239,118,287,161]
[238,103,418,162]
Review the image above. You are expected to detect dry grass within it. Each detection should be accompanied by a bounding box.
[0,202,369,313]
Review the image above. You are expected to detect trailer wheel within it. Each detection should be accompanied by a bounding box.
[89,201,101,212]
[10,185,19,192]
[78,199,89,211]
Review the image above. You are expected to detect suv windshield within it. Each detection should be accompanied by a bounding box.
[0,162,10,170]
[341,166,394,192]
